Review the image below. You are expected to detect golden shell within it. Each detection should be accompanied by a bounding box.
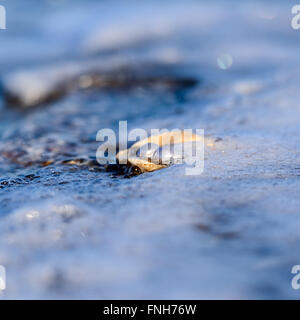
[117,130,214,173]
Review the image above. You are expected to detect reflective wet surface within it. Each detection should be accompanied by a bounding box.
[0,0,300,299]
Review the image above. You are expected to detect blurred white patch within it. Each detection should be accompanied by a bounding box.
[25,210,40,221]
[0,5,6,30]
[84,22,172,54]
[217,54,233,70]
[232,80,262,95]
[0,265,6,291]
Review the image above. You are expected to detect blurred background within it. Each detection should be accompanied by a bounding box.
[1,0,300,299]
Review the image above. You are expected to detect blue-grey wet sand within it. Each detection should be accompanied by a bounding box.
[1,0,300,299]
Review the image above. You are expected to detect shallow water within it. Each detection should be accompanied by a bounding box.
[1,0,300,299]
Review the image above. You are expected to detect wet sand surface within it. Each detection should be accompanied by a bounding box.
[1,0,300,298]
